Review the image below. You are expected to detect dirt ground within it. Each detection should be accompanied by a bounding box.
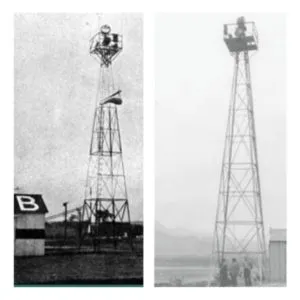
[15,252,143,286]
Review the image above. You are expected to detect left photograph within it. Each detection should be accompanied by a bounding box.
[14,13,143,286]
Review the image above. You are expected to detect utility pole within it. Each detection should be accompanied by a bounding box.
[63,201,68,244]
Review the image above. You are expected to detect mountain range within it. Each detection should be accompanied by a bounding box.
[155,221,212,256]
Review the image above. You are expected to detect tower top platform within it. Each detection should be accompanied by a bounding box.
[224,17,258,53]
[90,24,123,67]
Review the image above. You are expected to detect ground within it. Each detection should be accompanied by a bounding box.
[15,251,143,286]
[155,281,214,287]
[155,279,286,287]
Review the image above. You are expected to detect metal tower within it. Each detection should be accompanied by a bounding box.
[212,17,267,283]
[81,24,132,250]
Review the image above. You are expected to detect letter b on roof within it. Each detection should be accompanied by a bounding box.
[16,195,39,212]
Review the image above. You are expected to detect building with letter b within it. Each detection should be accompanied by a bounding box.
[14,194,48,256]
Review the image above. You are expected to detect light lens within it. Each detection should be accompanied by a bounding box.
[100,24,111,34]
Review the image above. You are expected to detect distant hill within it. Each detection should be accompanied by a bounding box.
[155,221,212,256]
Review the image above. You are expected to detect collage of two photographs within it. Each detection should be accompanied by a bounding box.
[14,13,286,287]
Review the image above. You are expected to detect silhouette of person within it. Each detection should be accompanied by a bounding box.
[243,257,252,286]
[229,258,240,286]
[220,258,229,287]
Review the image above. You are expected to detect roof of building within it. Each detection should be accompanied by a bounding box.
[14,194,48,214]
[270,228,286,242]
[131,220,143,225]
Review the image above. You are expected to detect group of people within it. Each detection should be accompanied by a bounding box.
[219,257,253,287]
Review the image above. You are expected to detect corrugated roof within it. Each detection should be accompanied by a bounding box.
[270,228,286,242]
[14,194,48,214]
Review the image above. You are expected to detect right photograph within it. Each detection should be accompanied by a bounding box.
[155,14,286,287]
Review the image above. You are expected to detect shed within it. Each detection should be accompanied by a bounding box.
[14,194,48,256]
[269,228,286,283]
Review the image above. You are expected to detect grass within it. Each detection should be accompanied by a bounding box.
[15,251,143,286]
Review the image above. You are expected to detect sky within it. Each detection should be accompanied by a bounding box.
[155,13,286,235]
[14,13,143,220]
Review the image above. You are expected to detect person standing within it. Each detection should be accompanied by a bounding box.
[229,258,240,286]
[219,258,229,287]
[243,257,252,286]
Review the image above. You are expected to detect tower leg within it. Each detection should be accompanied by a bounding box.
[212,51,267,285]
[82,92,132,252]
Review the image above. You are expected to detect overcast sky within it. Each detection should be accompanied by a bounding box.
[14,13,143,220]
[155,13,286,235]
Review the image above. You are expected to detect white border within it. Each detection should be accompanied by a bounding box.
[1,0,299,299]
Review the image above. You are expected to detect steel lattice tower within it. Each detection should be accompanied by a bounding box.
[212,17,267,282]
[81,24,132,250]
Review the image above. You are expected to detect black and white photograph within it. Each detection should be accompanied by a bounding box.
[155,13,286,287]
[14,13,143,286]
